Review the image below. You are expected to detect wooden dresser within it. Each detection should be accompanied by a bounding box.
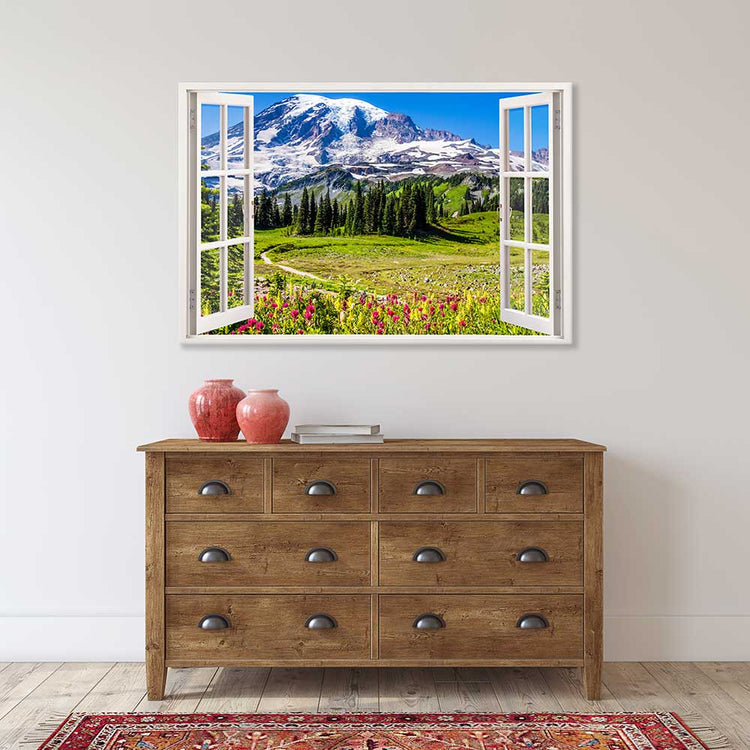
[138,438,605,700]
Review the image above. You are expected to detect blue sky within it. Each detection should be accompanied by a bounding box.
[202,91,548,151]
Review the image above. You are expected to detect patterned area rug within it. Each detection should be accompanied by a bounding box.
[30,712,721,750]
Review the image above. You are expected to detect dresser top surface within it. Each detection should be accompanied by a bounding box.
[137,438,606,453]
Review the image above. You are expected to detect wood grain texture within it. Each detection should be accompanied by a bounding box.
[256,668,324,712]
[166,454,264,513]
[166,520,370,587]
[378,457,477,513]
[435,680,501,711]
[166,594,371,662]
[145,452,167,700]
[379,668,439,712]
[272,457,371,513]
[196,667,270,712]
[318,668,379,712]
[583,452,603,700]
[379,594,583,661]
[488,666,563,712]
[139,438,607,453]
[135,667,218,712]
[486,455,584,514]
[75,662,147,712]
[378,520,582,587]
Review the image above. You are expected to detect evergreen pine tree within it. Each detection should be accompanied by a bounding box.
[298,188,310,234]
[309,191,317,233]
[332,198,339,228]
[352,182,364,235]
[282,194,293,226]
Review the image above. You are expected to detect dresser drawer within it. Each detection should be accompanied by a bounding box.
[485,455,583,513]
[166,521,370,586]
[379,594,582,661]
[166,454,264,513]
[379,457,476,513]
[166,594,371,662]
[272,457,371,513]
[379,521,582,587]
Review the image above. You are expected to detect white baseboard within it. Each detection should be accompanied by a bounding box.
[604,615,750,661]
[0,617,144,661]
[2,615,749,661]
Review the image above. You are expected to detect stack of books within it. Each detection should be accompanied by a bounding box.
[291,424,384,444]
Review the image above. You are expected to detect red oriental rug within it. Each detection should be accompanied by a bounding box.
[29,712,724,750]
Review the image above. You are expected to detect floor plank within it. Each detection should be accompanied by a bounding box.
[697,662,750,713]
[0,663,62,721]
[541,667,624,712]
[645,662,750,748]
[602,662,678,711]
[433,668,490,682]
[488,667,563,713]
[435,681,501,712]
[256,668,324,713]
[318,668,379,712]
[74,663,146,713]
[135,667,217,713]
[0,662,112,750]
[379,668,439,713]
[197,668,270,712]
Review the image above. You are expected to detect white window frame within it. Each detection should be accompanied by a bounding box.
[178,82,573,345]
[499,92,560,336]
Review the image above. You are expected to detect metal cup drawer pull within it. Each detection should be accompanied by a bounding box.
[304,480,337,496]
[516,547,549,563]
[413,480,445,496]
[304,547,338,563]
[198,614,231,630]
[305,613,337,629]
[198,480,231,496]
[516,480,548,496]
[412,546,447,563]
[198,546,231,563]
[516,614,549,629]
[413,613,446,630]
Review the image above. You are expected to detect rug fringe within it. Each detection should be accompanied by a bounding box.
[18,712,72,749]
[677,712,732,749]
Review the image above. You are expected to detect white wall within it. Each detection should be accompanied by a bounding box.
[1,0,749,661]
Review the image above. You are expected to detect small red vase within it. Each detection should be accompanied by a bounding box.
[189,379,245,442]
[236,389,290,444]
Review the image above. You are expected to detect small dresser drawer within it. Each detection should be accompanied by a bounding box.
[485,455,583,513]
[379,594,582,661]
[166,454,264,514]
[379,457,476,513]
[272,457,371,513]
[167,594,371,662]
[166,521,370,586]
[379,521,582,587]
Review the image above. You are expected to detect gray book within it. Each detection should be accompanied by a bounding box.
[291,432,384,444]
[295,424,380,435]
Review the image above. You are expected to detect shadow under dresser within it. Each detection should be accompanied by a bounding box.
[138,438,605,700]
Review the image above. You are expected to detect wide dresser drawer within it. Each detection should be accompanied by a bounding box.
[166,521,370,586]
[379,594,582,661]
[379,521,582,586]
[166,594,370,662]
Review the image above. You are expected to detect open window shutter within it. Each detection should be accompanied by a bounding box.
[194,92,254,334]
[499,92,560,336]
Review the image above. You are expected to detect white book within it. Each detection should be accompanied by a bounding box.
[291,432,384,444]
[295,424,380,436]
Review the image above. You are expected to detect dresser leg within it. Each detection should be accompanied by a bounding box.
[146,660,167,700]
[583,662,601,701]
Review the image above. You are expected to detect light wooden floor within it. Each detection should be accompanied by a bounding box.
[1,663,749,748]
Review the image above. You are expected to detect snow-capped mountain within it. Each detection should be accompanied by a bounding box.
[201,94,547,191]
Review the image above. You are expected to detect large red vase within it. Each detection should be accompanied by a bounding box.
[236,389,290,444]
[188,379,246,442]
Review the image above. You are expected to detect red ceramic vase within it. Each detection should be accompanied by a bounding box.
[236,389,290,444]
[188,379,246,442]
